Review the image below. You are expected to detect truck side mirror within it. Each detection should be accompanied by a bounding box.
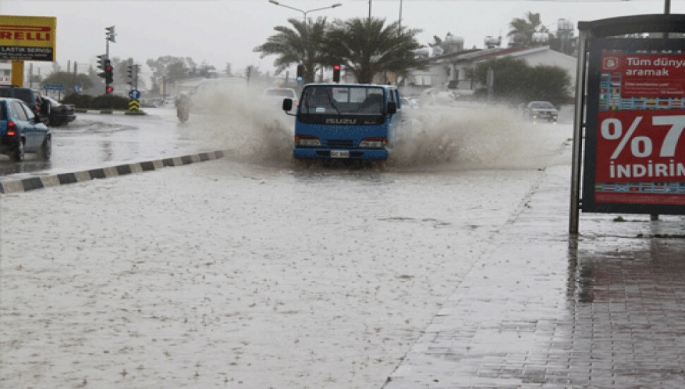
[282,98,293,112]
[386,101,397,115]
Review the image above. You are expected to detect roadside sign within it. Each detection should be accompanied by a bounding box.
[128,99,140,111]
[128,89,141,100]
[570,14,685,232]
[43,84,64,91]
[0,15,56,61]
[582,38,685,214]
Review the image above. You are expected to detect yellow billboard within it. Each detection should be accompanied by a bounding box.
[0,15,56,61]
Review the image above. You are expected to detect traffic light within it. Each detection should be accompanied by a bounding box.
[106,26,116,43]
[104,59,114,84]
[296,64,304,84]
[127,64,137,88]
[97,54,108,80]
[106,86,114,94]
[333,64,341,83]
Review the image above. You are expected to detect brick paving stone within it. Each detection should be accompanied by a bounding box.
[383,146,685,389]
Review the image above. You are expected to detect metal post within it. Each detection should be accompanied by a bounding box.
[569,28,590,234]
[399,0,402,34]
[653,1,669,221]
[486,68,494,103]
[73,62,77,94]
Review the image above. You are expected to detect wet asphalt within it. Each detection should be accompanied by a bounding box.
[3,106,685,387]
[383,146,685,389]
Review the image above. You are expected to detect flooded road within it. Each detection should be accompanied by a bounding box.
[0,107,208,181]
[1,102,577,388]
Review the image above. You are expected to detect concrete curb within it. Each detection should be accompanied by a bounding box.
[0,150,227,195]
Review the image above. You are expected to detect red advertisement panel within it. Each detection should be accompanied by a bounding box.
[594,49,685,205]
[601,54,685,98]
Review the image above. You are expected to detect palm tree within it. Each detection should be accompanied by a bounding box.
[323,17,424,84]
[508,12,549,47]
[254,17,329,84]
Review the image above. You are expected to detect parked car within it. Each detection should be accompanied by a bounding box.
[0,97,51,161]
[523,101,558,123]
[0,85,50,122]
[42,95,76,127]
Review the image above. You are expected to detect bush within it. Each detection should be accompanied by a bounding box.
[90,95,130,110]
[472,57,572,107]
[62,93,94,109]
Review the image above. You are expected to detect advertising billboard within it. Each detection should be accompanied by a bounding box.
[583,38,685,214]
[0,15,56,61]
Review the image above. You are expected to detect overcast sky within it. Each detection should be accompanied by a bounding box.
[0,0,678,76]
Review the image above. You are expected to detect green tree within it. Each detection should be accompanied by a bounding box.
[323,17,424,84]
[472,57,571,107]
[41,71,93,96]
[145,56,193,83]
[166,61,189,81]
[508,12,550,47]
[524,65,572,105]
[473,57,531,103]
[254,17,329,84]
[194,61,216,78]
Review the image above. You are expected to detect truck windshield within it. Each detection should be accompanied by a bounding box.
[300,86,384,116]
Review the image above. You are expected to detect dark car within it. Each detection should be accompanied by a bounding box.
[0,97,51,161]
[523,101,558,123]
[42,96,76,126]
[0,85,50,122]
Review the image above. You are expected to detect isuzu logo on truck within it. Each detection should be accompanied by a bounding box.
[326,118,357,125]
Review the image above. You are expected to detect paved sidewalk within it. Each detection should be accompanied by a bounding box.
[384,148,685,389]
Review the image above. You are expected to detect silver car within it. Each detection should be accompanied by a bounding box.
[523,101,558,123]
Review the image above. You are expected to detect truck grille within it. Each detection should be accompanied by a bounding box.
[326,139,354,149]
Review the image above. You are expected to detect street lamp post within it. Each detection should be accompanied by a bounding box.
[398,0,403,34]
[268,0,342,24]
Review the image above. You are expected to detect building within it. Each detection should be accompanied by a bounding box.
[405,45,577,99]
[0,60,13,85]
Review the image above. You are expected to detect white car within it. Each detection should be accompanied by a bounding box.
[401,96,419,109]
[263,87,298,111]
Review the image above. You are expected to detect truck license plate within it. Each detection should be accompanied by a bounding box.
[330,150,350,158]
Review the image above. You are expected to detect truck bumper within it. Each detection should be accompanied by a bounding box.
[294,148,388,160]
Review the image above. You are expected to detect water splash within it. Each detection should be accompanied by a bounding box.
[187,88,563,172]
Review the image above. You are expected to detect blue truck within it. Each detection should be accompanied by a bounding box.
[281,83,403,161]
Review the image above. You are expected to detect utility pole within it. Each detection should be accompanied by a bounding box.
[398,0,402,34]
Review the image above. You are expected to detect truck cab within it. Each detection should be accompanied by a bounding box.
[282,83,403,161]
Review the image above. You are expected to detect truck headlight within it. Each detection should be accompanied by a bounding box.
[359,137,388,148]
